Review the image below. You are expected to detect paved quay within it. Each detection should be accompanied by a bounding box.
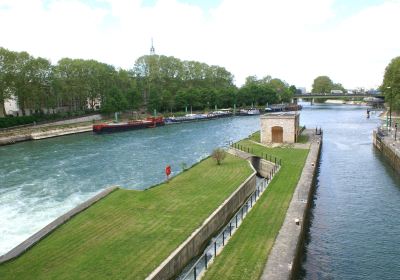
[260,131,322,280]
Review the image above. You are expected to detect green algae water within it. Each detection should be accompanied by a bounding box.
[0,117,259,255]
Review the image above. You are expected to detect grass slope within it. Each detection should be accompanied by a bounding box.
[0,154,252,280]
[203,140,309,280]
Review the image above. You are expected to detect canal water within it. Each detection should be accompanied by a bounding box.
[299,104,400,280]
[1,104,399,280]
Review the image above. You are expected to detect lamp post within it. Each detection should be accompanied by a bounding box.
[387,86,392,129]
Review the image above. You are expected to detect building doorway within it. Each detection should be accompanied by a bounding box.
[271,126,283,143]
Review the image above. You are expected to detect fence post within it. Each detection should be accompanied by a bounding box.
[223,231,225,245]
[214,241,217,256]
[205,253,208,269]
[194,266,197,280]
[241,207,244,219]
[229,222,232,236]
[236,215,238,228]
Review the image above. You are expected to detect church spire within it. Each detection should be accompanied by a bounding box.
[150,38,155,55]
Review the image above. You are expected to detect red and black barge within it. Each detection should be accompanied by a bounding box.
[93,117,164,134]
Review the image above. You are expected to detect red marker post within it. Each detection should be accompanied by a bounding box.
[165,165,171,181]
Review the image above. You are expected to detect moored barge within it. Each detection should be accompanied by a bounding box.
[93,117,164,133]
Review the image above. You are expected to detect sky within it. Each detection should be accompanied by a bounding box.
[0,0,399,91]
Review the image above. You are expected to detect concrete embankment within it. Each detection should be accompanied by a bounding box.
[373,130,400,173]
[0,186,118,264]
[0,114,101,146]
[261,133,322,280]
[0,125,92,146]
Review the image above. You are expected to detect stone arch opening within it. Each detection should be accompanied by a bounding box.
[271,126,283,143]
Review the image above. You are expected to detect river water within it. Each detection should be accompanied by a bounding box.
[299,104,400,280]
[1,104,399,279]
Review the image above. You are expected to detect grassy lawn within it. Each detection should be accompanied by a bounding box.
[0,154,253,280]
[249,130,309,144]
[297,133,309,143]
[249,131,260,142]
[203,140,309,280]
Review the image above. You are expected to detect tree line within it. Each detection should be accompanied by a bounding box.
[382,56,400,112]
[0,46,296,117]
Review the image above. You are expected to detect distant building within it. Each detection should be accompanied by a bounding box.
[260,112,300,144]
[330,89,343,94]
[4,96,19,116]
[4,95,100,116]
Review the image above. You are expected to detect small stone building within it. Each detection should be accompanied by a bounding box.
[260,112,300,144]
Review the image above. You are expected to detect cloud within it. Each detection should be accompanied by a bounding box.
[0,0,399,90]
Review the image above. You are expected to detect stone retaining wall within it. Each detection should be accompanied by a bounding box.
[0,186,118,264]
[261,134,322,280]
[44,114,101,126]
[373,130,400,174]
[0,125,92,146]
[30,126,92,140]
[146,162,257,280]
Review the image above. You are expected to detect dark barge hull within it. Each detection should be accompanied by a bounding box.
[93,118,164,134]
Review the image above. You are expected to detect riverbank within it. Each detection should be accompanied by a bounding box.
[202,131,318,280]
[0,154,253,280]
[0,121,99,146]
[373,128,400,174]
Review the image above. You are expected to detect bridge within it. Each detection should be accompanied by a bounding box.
[294,93,384,99]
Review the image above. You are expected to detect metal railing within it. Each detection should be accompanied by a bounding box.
[179,168,280,280]
[229,142,282,166]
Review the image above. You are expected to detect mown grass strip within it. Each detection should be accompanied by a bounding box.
[0,154,252,280]
[203,140,309,280]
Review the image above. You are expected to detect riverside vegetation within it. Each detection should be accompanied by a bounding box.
[0,46,296,124]
[0,154,252,280]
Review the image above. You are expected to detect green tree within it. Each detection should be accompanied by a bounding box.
[311,76,334,93]
[101,86,129,113]
[0,47,16,116]
[381,57,400,111]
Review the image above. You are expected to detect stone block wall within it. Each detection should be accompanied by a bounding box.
[261,115,298,144]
